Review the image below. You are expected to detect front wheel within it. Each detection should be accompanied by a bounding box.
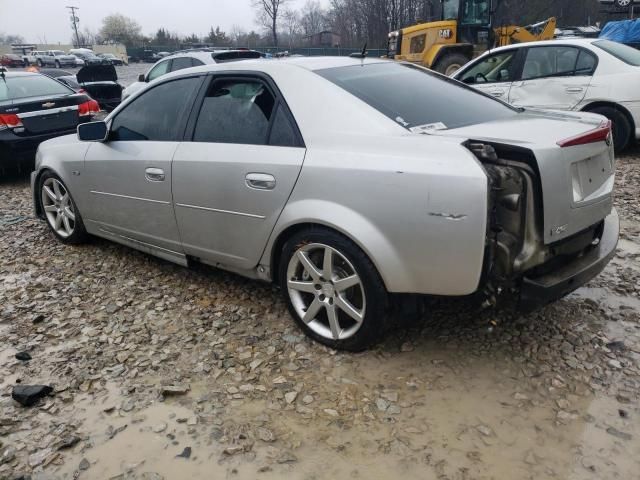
[279,228,388,351]
[433,53,469,76]
[40,172,88,244]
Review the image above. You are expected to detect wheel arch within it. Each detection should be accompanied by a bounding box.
[581,100,636,135]
[32,167,59,218]
[263,203,404,292]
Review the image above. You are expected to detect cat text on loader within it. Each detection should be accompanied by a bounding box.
[387,0,556,75]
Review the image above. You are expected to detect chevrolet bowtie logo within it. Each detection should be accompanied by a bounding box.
[42,102,56,108]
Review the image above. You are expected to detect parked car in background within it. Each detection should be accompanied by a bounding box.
[40,65,123,112]
[98,53,125,66]
[0,71,99,172]
[30,50,77,68]
[69,54,85,67]
[22,51,39,66]
[69,50,108,66]
[122,49,261,100]
[0,54,24,68]
[32,57,618,350]
[453,38,640,151]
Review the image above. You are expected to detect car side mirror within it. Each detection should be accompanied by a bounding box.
[78,121,108,142]
[138,74,146,82]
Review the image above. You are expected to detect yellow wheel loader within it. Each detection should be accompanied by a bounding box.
[387,0,557,75]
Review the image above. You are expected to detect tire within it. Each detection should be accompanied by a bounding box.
[614,0,631,8]
[37,59,43,67]
[55,60,60,68]
[433,53,469,76]
[587,105,632,152]
[39,172,88,244]
[279,227,389,351]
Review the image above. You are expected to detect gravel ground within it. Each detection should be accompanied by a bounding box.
[0,149,639,479]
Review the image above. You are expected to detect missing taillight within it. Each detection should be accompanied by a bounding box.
[78,99,100,116]
[557,120,612,148]
[0,113,23,130]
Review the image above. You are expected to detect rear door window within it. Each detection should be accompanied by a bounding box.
[110,77,201,141]
[521,46,587,80]
[192,78,275,145]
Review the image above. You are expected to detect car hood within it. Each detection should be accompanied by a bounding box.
[77,64,117,83]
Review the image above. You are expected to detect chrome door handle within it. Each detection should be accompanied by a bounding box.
[145,167,165,182]
[246,173,276,190]
[489,90,504,97]
[565,87,584,93]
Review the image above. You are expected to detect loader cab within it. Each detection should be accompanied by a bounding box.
[443,0,493,45]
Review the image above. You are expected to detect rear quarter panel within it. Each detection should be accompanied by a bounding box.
[262,134,489,296]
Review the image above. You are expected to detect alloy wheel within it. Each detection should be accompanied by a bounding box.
[41,178,76,238]
[286,243,366,341]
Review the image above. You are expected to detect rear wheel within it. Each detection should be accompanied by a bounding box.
[587,105,632,152]
[40,172,87,244]
[279,228,388,351]
[433,53,469,76]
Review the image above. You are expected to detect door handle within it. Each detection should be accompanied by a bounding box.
[246,173,276,190]
[145,167,165,182]
[489,90,504,97]
[565,87,584,93]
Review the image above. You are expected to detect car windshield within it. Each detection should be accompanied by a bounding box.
[316,62,518,131]
[593,39,640,66]
[0,74,73,101]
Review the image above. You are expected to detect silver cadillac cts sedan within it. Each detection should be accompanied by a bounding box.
[31,57,619,351]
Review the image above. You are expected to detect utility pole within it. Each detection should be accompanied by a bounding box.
[67,6,81,47]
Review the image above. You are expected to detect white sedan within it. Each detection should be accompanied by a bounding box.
[453,38,640,151]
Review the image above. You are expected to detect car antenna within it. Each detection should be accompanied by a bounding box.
[349,43,368,60]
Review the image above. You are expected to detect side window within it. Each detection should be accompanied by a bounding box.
[269,106,299,147]
[193,78,276,145]
[171,56,193,72]
[110,77,200,142]
[191,58,205,66]
[147,60,170,82]
[522,47,580,80]
[409,34,426,54]
[460,50,517,84]
[575,50,597,76]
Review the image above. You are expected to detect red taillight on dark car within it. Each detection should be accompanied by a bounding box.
[0,113,23,130]
[557,120,612,148]
[78,99,100,117]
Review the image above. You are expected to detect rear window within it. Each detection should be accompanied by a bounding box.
[0,75,74,101]
[316,62,518,131]
[593,39,640,66]
[212,51,261,63]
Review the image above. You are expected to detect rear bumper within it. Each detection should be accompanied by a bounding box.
[519,208,619,312]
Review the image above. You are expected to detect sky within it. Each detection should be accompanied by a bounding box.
[0,0,330,44]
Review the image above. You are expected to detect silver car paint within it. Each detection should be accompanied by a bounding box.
[33,57,614,297]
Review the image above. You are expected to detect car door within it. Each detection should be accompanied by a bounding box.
[172,74,306,270]
[454,49,520,101]
[82,75,203,257]
[508,46,596,110]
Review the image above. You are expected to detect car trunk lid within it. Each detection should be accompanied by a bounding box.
[77,64,117,83]
[431,109,615,244]
[2,94,85,134]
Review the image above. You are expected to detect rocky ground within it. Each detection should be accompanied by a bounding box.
[0,150,639,480]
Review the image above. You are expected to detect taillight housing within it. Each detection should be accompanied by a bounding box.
[78,99,100,117]
[0,113,23,131]
[557,119,612,148]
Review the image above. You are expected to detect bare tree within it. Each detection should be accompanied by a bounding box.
[252,0,289,46]
[300,0,327,36]
[282,9,301,48]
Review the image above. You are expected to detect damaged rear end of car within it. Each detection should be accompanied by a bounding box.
[457,112,619,311]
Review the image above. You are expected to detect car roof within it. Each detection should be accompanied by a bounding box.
[485,38,599,54]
